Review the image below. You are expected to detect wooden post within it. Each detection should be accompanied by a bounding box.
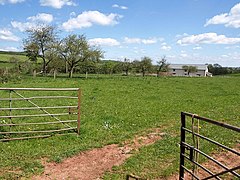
[33,69,36,78]
[77,89,81,135]
[54,69,57,79]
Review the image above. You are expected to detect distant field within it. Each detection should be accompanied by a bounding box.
[0,53,28,62]
[227,73,240,77]
[0,75,239,179]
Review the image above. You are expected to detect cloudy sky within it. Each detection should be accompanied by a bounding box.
[0,0,240,66]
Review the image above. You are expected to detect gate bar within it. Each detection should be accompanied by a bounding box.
[0,127,77,134]
[183,127,240,156]
[183,112,240,132]
[0,88,79,91]
[183,142,240,177]
[0,120,77,126]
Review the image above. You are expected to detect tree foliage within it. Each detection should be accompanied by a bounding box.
[58,34,103,78]
[207,64,240,75]
[23,25,58,75]
[182,65,197,76]
[138,56,153,77]
[157,56,170,77]
[121,58,132,76]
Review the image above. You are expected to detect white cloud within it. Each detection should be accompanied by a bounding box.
[221,54,229,58]
[124,37,158,44]
[27,13,53,24]
[40,0,76,9]
[124,37,141,44]
[205,3,240,28]
[142,39,157,44]
[175,33,189,38]
[0,46,19,51]
[177,33,240,45]
[225,45,240,49]
[0,29,19,41]
[161,45,171,51]
[160,42,171,50]
[133,48,145,54]
[161,46,171,50]
[70,11,76,17]
[0,0,25,5]
[112,4,128,10]
[88,38,120,46]
[62,11,122,31]
[180,53,188,58]
[11,13,54,32]
[193,46,202,50]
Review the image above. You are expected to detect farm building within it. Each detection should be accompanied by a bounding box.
[168,64,211,77]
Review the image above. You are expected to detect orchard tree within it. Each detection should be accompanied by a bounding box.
[24,42,39,62]
[157,56,170,77]
[182,65,197,76]
[58,34,103,78]
[23,25,58,75]
[121,58,132,76]
[139,56,152,77]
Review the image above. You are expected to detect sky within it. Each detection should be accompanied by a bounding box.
[0,0,240,67]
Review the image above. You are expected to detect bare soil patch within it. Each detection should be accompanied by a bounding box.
[168,144,240,180]
[32,128,164,180]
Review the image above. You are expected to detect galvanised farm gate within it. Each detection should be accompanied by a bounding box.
[179,112,240,180]
[0,88,81,141]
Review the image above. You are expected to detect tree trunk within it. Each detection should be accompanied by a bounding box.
[54,69,57,79]
[69,68,74,78]
[33,69,36,78]
[42,59,46,76]
[65,61,68,73]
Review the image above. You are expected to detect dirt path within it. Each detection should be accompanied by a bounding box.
[32,129,165,180]
[168,144,240,180]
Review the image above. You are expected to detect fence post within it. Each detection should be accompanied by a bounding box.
[179,112,186,179]
[9,90,12,132]
[77,88,81,135]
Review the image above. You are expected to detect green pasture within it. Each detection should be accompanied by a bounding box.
[0,75,239,179]
[0,53,27,63]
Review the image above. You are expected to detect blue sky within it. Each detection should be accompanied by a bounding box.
[0,0,240,66]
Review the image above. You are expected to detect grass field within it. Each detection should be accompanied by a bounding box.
[0,75,239,179]
[0,53,28,63]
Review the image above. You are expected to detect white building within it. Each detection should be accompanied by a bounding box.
[169,64,210,77]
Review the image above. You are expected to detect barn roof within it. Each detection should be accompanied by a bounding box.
[169,64,207,71]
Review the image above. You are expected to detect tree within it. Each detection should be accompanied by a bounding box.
[182,65,197,76]
[23,25,57,75]
[58,34,103,78]
[121,58,132,76]
[157,56,170,77]
[45,47,65,79]
[24,42,39,62]
[101,60,116,75]
[139,56,152,77]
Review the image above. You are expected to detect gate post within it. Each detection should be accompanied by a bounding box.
[179,112,186,179]
[77,88,81,135]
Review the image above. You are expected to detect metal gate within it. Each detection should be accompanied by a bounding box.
[0,88,81,141]
[179,112,240,179]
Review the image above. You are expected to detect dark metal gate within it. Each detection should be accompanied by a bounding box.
[179,112,240,179]
[0,88,81,141]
